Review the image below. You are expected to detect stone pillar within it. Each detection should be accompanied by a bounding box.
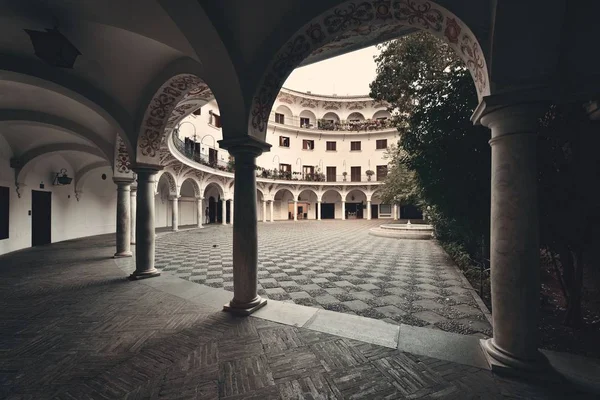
[293,200,298,221]
[262,200,267,222]
[367,200,372,220]
[221,199,227,225]
[130,185,137,245]
[230,198,234,226]
[393,204,398,220]
[196,197,204,228]
[341,201,346,220]
[317,200,322,221]
[477,103,547,373]
[114,179,133,257]
[269,200,274,222]
[170,195,179,232]
[129,167,161,280]
[219,136,270,315]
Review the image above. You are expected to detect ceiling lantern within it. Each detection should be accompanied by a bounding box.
[24,27,81,68]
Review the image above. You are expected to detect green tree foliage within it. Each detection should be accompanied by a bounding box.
[370,32,490,262]
[376,145,419,205]
[538,104,600,327]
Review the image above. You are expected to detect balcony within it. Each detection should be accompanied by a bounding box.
[269,112,394,132]
[172,134,384,184]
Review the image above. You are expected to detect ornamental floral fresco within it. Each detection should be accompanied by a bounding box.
[138,74,212,165]
[250,0,490,136]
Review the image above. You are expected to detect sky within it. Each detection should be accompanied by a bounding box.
[282,45,381,96]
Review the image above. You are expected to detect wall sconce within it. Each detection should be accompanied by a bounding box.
[53,168,73,185]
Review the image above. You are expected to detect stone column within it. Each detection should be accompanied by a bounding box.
[341,201,346,220]
[393,204,398,220]
[269,200,274,222]
[196,197,204,228]
[477,102,547,372]
[317,200,322,221]
[221,199,227,225]
[262,200,267,223]
[114,179,133,257]
[230,198,234,226]
[129,167,161,280]
[219,136,270,315]
[367,200,372,220]
[293,200,298,221]
[170,195,179,232]
[130,185,137,245]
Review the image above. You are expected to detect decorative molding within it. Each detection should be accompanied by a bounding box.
[115,135,131,174]
[300,98,319,109]
[323,101,342,111]
[250,0,489,135]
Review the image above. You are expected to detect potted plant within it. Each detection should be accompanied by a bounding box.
[365,170,374,181]
[342,171,347,181]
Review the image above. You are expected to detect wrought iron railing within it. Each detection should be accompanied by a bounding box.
[173,134,385,183]
[269,111,394,132]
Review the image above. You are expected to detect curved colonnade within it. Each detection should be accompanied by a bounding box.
[0,0,595,375]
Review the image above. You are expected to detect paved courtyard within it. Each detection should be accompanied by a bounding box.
[0,234,591,399]
[156,220,492,337]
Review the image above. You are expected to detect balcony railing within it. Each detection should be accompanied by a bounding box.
[173,134,232,171]
[269,111,394,132]
[173,134,384,183]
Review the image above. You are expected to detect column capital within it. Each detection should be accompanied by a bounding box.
[132,164,163,175]
[471,90,550,134]
[168,195,181,201]
[218,136,271,157]
[113,177,135,185]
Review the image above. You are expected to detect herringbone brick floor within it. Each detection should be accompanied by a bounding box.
[0,234,590,399]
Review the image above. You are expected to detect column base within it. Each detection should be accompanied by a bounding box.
[481,338,549,377]
[128,269,161,280]
[223,296,267,316]
[197,225,204,229]
[171,229,178,232]
[113,251,132,258]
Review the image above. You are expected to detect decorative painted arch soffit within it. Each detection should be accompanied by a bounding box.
[137,74,213,166]
[250,0,490,137]
[157,170,178,196]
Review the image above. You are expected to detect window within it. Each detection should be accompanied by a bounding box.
[279,136,290,147]
[302,139,314,150]
[326,166,336,182]
[376,165,388,181]
[303,165,314,177]
[326,141,336,151]
[300,117,310,127]
[0,186,8,240]
[376,139,388,149]
[275,113,285,124]
[350,141,361,151]
[279,164,292,174]
[351,166,361,182]
[379,204,392,214]
[213,113,222,128]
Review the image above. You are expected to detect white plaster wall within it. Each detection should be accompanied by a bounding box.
[179,198,197,226]
[0,150,116,255]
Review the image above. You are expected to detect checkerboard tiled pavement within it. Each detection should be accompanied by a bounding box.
[156,220,492,337]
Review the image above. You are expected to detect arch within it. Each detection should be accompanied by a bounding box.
[180,177,201,197]
[249,0,490,137]
[321,189,342,202]
[298,188,319,201]
[135,58,214,166]
[275,105,293,121]
[204,180,225,198]
[156,170,178,196]
[345,188,368,202]
[347,112,366,121]
[15,143,106,184]
[322,112,340,122]
[0,110,113,160]
[256,187,265,201]
[74,161,112,192]
[273,187,295,200]
[299,109,317,127]
[372,110,392,120]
